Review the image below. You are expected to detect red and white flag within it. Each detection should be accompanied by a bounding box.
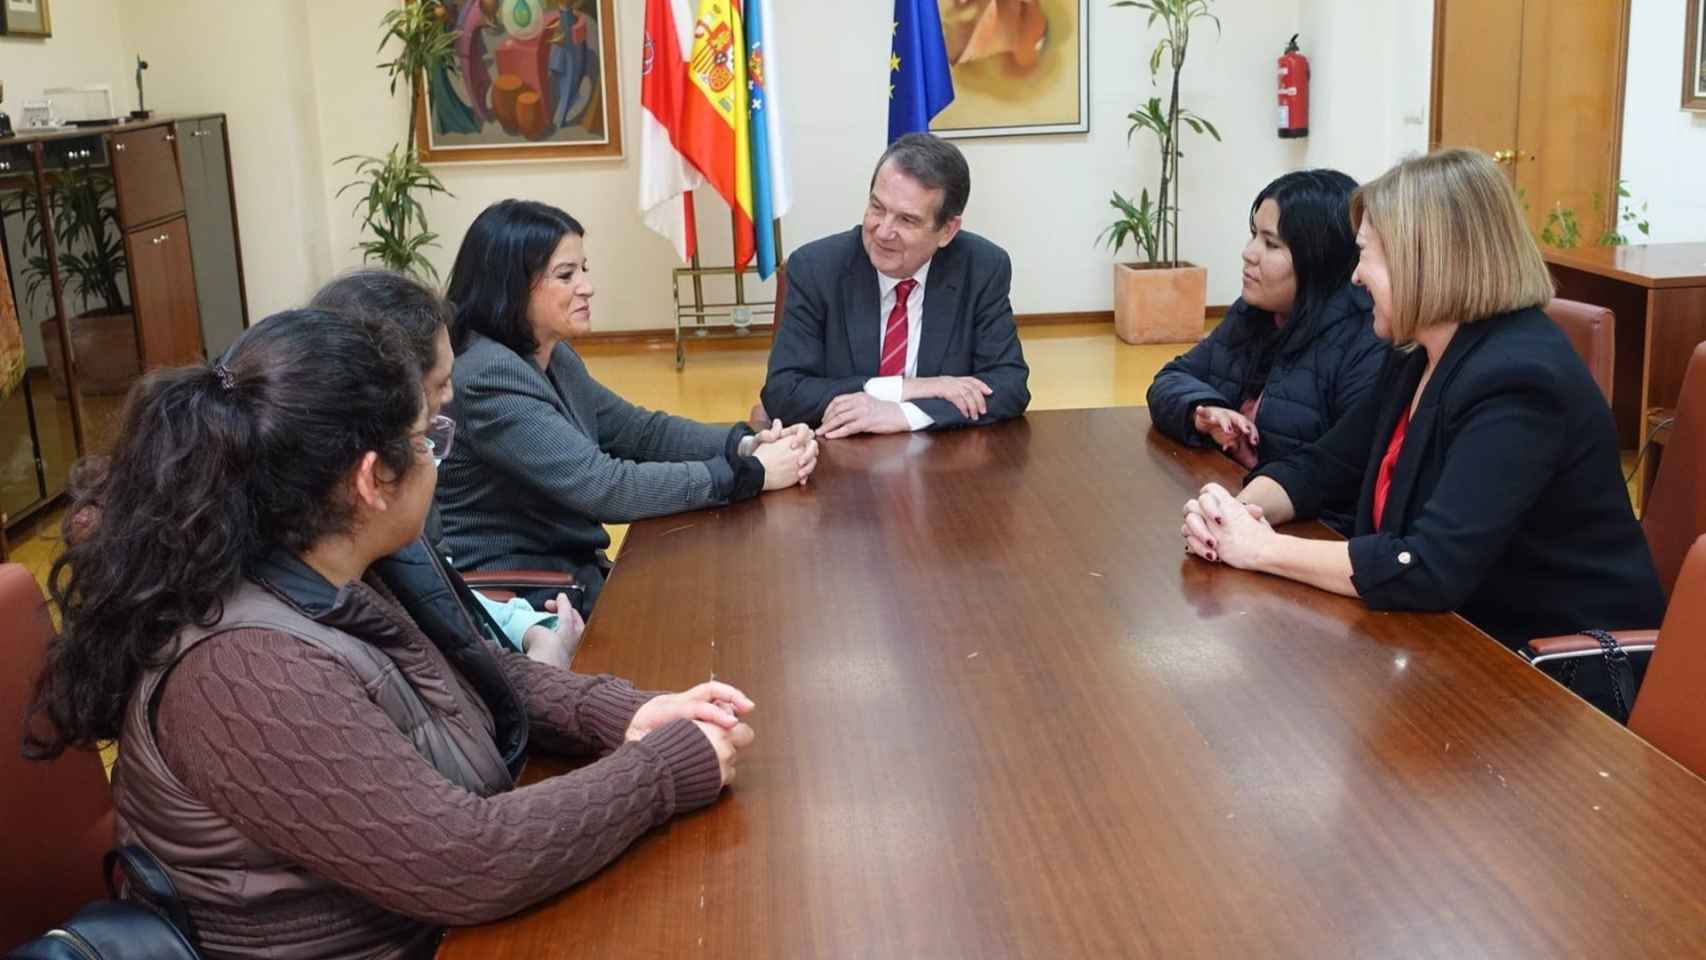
[640,0,706,261]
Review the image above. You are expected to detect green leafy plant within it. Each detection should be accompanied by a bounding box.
[1595,181,1650,246]
[1098,188,1162,265]
[337,147,452,281]
[1539,180,1651,250]
[3,163,129,316]
[1540,203,1581,249]
[340,0,458,280]
[1101,0,1222,266]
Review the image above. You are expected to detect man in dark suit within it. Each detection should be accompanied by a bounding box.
[761,133,1030,437]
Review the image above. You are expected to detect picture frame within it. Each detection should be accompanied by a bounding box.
[1686,0,1706,111]
[413,0,623,165]
[0,0,53,38]
[930,0,1091,140]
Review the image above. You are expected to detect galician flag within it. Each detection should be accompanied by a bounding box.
[743,0,790,279]
[639,0,705,261]
[682,0,755,271]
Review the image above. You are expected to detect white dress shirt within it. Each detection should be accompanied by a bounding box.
[863,260,933,430]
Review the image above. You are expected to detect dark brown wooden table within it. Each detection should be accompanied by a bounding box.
[1543,243,1706,456]
[440,408,1706,958]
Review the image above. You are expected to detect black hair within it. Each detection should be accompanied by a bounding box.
[1237,168,1361,400]
[25,310,423,758]
[309,268,453,373]
[871,132,971,228]
[445,199,586,356]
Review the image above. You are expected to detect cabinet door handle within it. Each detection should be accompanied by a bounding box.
[164,133,176,142]
[151,232,169,245]
[114,142,127,152]
[0,161,10,171]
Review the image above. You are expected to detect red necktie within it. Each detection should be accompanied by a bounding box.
[879,279,917,377]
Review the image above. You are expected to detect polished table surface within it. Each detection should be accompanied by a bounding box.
[440,408,1706,958]
[1542,241,1706,288]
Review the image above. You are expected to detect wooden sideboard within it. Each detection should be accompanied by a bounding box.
[0,114,248,533]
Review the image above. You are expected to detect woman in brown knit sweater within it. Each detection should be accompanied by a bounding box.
[25,310,755,958]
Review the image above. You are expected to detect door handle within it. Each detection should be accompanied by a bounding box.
[150,232,169,245]
[114,142,126,152]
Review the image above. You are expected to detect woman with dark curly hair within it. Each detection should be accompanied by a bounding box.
[26,310,756,959]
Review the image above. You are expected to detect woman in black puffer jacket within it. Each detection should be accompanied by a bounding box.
[1147,169,1387,535]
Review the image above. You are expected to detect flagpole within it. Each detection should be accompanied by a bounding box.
[732,217,747,309]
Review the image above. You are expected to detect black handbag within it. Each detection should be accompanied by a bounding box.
[1548,629,1649,723]
[6,847,200,959]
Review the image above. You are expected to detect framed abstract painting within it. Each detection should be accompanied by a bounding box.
[1686,0,1706,111]
[413,0,622,164]
[0,0,53,37]
[929,0,1090,139]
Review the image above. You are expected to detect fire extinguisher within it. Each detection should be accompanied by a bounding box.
[1278,33,1309,139]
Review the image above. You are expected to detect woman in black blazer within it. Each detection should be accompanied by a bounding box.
[1179,148,1664,653]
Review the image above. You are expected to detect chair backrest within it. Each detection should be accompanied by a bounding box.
[1642,341,1706,600]
[0,563,115,951]
[1629,536,1706,777]
[1543,298,1615,405]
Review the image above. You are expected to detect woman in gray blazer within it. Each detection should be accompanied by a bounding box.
[438,200,817,613]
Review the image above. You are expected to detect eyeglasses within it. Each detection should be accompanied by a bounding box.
[414,414,456,466]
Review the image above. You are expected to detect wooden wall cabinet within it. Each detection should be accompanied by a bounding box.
[0,114,248,535]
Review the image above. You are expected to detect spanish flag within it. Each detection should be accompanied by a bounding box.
[681,0,756,271]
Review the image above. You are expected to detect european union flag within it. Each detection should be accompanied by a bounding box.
[889,0,955,143]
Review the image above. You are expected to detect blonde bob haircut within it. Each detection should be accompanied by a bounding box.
[1350,147,1554,345]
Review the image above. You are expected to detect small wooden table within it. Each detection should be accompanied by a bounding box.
[1543,242,1706,455]
[440,409,1706,958]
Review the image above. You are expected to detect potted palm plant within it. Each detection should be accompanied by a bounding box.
[7,164,140,398]
[1100,0,1221,344]
[338,0,455,280]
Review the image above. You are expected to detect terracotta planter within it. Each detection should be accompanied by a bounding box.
[42,310,141,400]
[1112,262,1207,345]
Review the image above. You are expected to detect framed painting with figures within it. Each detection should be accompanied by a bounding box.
[0,0,53,37]
[929,0,1090,139]
[413,0,622,164]
[1687,0,1706,111]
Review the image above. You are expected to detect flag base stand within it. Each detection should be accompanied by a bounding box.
[670,222,786,370]
[670,264,778,370]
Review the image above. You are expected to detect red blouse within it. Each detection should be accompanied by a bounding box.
[1372,406,1412,530]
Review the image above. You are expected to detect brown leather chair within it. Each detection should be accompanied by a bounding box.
[1641,342,1706,600]
[1526,536,1706,777]
[461,569,576,604]
[1543,298,1615,405]
[1626,535,1706,777]
[0,563,115,951]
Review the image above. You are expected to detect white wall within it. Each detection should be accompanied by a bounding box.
[1299,0,1434,180]
[116,0,334,319]
[0,0,131,110]
[11,1,1698,337]
[297,0,1310,324]
[1618,0,1706,243]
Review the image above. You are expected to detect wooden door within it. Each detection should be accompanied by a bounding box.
[110,126,185,229]
[125,217,203,368]
[1513,0,1630,239]
[1432,0,1524,169]
[1432,0,1630,238]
